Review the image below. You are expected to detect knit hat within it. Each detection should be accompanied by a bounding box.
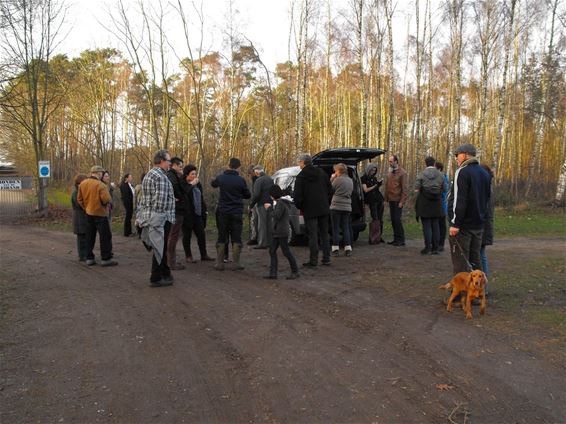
[229,157,241,169]
[90,165,105,173]
[269,184,284,200]
[454,143,477,156]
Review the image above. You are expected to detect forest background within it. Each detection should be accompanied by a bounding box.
[0,0,564,214]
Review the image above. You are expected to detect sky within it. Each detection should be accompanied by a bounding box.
[59,0,302,71]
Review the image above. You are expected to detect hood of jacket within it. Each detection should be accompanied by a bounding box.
[421,167,441,181]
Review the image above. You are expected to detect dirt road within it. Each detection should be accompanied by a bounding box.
[1,224,564,423]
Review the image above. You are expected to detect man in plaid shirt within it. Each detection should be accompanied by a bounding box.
[137,149,176,286]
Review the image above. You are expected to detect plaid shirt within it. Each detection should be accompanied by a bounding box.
[136,167,176,226]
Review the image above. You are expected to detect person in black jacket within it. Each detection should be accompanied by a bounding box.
[263,185,299,280]
[447,144,491,274]
[119,173,135,237]
[211,158,251,271]
[293,153,332,267]
[181,164,214,263]
[166,157,187,270]
[72,174,88,261]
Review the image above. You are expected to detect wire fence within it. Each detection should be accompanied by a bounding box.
[0,176,35,216]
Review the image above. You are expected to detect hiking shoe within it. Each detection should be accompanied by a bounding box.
[150,278,173,287]
[86,259,96,266]
[393,241,406,246]
[431,250,440,255]
[246,240,258,246]
[302,261,317,268]
[332,250,339,257]
[345,250,352,257]
[286,272,300,280]
[201,255,215,261]
[101,259,118,267]
[420,248,431,255]
[321,260,331,266]
[263,275,277,280]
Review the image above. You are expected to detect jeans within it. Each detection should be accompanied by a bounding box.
[305,215,331,264]
[85,214,113,261]
[216,212,243,246]
[438,216,447,249]
[151,221,171,282]
[269,237,299,276]
[449,228,483,274]
[167,214,184,265]
[480,245,490,295]
[389,201,405,243]
[330,210,352,247]
[183,214,208,258]
[421,217,440,250]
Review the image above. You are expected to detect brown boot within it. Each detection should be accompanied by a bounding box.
[232,243,244,270]
[214,244,225,271]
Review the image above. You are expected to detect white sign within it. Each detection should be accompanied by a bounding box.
[38,160,50,178]
[0,178,22,190]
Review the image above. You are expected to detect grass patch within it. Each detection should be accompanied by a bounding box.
[494,208,566,237]
[48,187,71,209]
[491,256,566,336]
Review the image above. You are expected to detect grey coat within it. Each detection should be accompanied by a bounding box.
[415,167,446,218]
[330,175,353,212]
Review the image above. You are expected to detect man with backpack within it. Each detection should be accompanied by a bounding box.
[414,156,448,254]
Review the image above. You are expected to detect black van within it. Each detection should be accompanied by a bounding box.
[271,148,386,244]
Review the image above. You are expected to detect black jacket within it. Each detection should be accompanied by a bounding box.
[167,169,188,214]
[211,169,251,215]
[119,182,134,211]
[183,180,207,221]
[293,164,331,219]
[249,174,274,208]
[447,159,491,230]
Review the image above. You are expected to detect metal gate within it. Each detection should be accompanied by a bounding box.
[0,176,35,216]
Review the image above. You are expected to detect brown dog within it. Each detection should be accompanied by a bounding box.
[439,270,487,319]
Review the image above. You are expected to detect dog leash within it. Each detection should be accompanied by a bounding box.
[451,235,474,272]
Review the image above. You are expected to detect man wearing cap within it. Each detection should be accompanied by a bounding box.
[137,150,176,286]
[293,153,332,267]
[447,143,491,274]
[211,157,251,271]
[77,165,117,266]
[249,165,274,249]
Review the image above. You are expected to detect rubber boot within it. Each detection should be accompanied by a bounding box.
[214,244,225,271]
[232,243,245,270]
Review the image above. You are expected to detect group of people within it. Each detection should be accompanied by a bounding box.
[72,143,493,289]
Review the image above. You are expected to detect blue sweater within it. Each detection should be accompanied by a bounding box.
[211,170,251,215]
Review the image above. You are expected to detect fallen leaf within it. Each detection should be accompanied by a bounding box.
[436,384,455,391]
